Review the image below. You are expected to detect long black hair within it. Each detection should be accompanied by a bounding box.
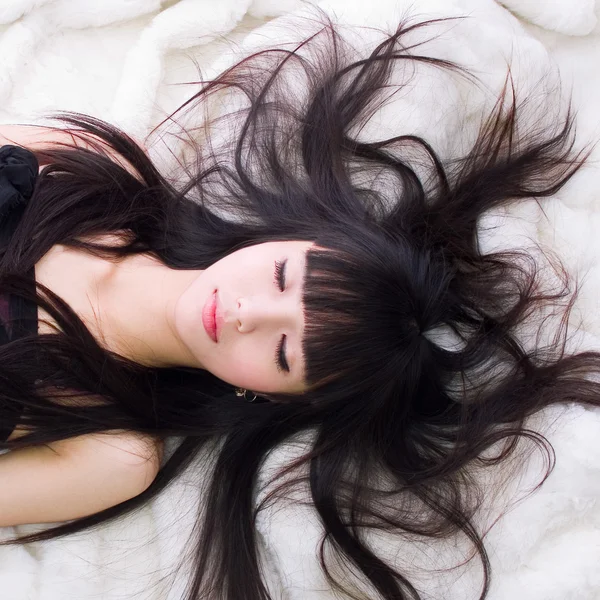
[0,16,595,600]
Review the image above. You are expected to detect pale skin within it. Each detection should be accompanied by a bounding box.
[0,126,310,526]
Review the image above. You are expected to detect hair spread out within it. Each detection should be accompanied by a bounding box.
[0,16,596,600]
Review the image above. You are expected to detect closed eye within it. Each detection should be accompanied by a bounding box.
[275,334,290,373]
[274,259,287,291]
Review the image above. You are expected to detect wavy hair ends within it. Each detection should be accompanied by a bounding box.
[163,17,594,600]
[0,14,596,600]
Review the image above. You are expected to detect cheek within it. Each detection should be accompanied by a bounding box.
[209,339,280,392]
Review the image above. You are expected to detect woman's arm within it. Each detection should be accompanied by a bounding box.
[1,125,69,148]
[0,431,162,527]
[1,125,87,164]
[0,124,146,166]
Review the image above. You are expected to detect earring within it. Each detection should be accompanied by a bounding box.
[235,388,258,403]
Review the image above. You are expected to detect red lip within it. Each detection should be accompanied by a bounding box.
[202,290,218,342]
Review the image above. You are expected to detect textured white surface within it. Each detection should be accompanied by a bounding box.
[0,0,599,598]
[497,0,597,36]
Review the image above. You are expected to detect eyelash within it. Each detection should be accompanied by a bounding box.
[276,335,290,373]
[274,259,289,372]
[274,259,287,291]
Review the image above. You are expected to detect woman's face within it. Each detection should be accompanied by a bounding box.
[173,241,313,394]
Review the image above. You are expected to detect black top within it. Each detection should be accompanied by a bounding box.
[0,144,39,442]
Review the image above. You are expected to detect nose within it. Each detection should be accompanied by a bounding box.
[235,296,295,333]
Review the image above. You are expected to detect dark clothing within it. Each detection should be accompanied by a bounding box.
[0,145,39,441]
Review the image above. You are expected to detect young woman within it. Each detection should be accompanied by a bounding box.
[0,18,596,600]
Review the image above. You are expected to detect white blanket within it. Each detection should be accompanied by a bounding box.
[0,1,599,598]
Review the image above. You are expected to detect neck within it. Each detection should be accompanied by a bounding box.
[98,253,201,367]
[36,245,200,368]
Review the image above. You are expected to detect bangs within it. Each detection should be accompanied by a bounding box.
[301,242,425,395]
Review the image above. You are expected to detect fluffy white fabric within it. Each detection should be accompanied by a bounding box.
[497,0,598,36]
[0,0,599,598]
